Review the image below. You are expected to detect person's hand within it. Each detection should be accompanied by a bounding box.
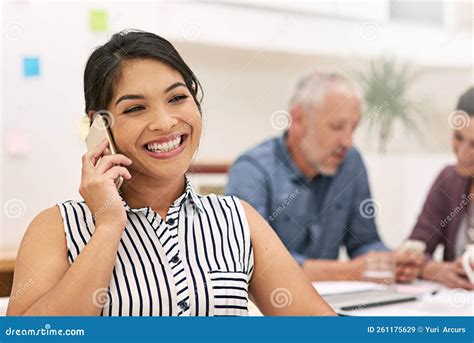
[79,139,132,233]
[421,258,474,290]
[394,250,426,283]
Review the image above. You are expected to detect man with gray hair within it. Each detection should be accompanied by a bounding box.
[225,70,423,282]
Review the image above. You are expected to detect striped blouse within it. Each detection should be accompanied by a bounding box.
[56,178,254,316]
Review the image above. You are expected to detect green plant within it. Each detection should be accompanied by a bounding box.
[357,58,423,153]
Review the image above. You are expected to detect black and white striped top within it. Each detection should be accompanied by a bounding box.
[56,178,254,316]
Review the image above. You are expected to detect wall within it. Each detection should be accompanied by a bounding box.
[1,1,471,254]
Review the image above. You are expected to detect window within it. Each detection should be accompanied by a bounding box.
[390,0,444,26]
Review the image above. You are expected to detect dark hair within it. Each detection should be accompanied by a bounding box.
[456,86,474,116]
[83,29,203,116]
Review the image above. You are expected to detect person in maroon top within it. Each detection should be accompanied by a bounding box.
[410,86,474,290]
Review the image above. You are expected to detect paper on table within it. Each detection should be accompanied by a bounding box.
[312,281,385,296]
[395,281,442,295]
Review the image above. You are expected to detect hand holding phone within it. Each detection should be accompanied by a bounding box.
[81,111,132,230]
[80,138,133,231]
[86,112,124,189]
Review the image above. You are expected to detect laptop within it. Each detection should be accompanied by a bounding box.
[322,288,419,312]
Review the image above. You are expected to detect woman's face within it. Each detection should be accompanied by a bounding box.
[106,58,202,181]
[452,118,474,177]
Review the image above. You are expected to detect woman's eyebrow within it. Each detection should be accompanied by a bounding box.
[165,82,186,93]
[115,94,145,106]
[115,82,186,106]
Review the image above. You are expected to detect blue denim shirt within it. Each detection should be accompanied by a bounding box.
[225,133,388,265]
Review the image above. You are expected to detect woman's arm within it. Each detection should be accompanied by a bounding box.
[7,205,123,316]
[8,141,132,316]
[242,201,336,316]
[409,167,453,257]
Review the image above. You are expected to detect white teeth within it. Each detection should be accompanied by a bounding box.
[146,136,183,153]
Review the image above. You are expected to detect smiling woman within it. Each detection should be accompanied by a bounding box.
[6,29,335,317]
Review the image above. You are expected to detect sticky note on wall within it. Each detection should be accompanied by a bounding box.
[5,128,31,157]
[23,57,40,77]
[89,9,108,32]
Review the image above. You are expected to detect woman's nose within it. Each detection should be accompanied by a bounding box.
[147,111,179,132]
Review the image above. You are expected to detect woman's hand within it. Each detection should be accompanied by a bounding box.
[79,139,133,232]
[421,258,474,290]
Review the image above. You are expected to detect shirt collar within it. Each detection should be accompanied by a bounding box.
[121,175,204,214]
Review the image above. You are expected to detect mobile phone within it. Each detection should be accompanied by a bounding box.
[86,111,123,189]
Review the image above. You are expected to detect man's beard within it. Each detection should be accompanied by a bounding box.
[301,143,338,176]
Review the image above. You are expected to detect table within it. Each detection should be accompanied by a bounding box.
[248,280,473,316]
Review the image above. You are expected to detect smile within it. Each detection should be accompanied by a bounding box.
[143,133,189,159]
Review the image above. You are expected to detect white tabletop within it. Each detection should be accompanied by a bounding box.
[249,280,473,316]
[333,281,473,316]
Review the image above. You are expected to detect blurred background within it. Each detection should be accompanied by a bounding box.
[0,0,472,294]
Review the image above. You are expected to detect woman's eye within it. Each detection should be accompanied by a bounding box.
[123,106,144,114]
[169,95,188,103]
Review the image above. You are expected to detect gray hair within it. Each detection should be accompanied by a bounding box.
[288,70,363,114]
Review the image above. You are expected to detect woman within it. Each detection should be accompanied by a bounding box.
[410,86,474,290]
[7,30,335,316]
